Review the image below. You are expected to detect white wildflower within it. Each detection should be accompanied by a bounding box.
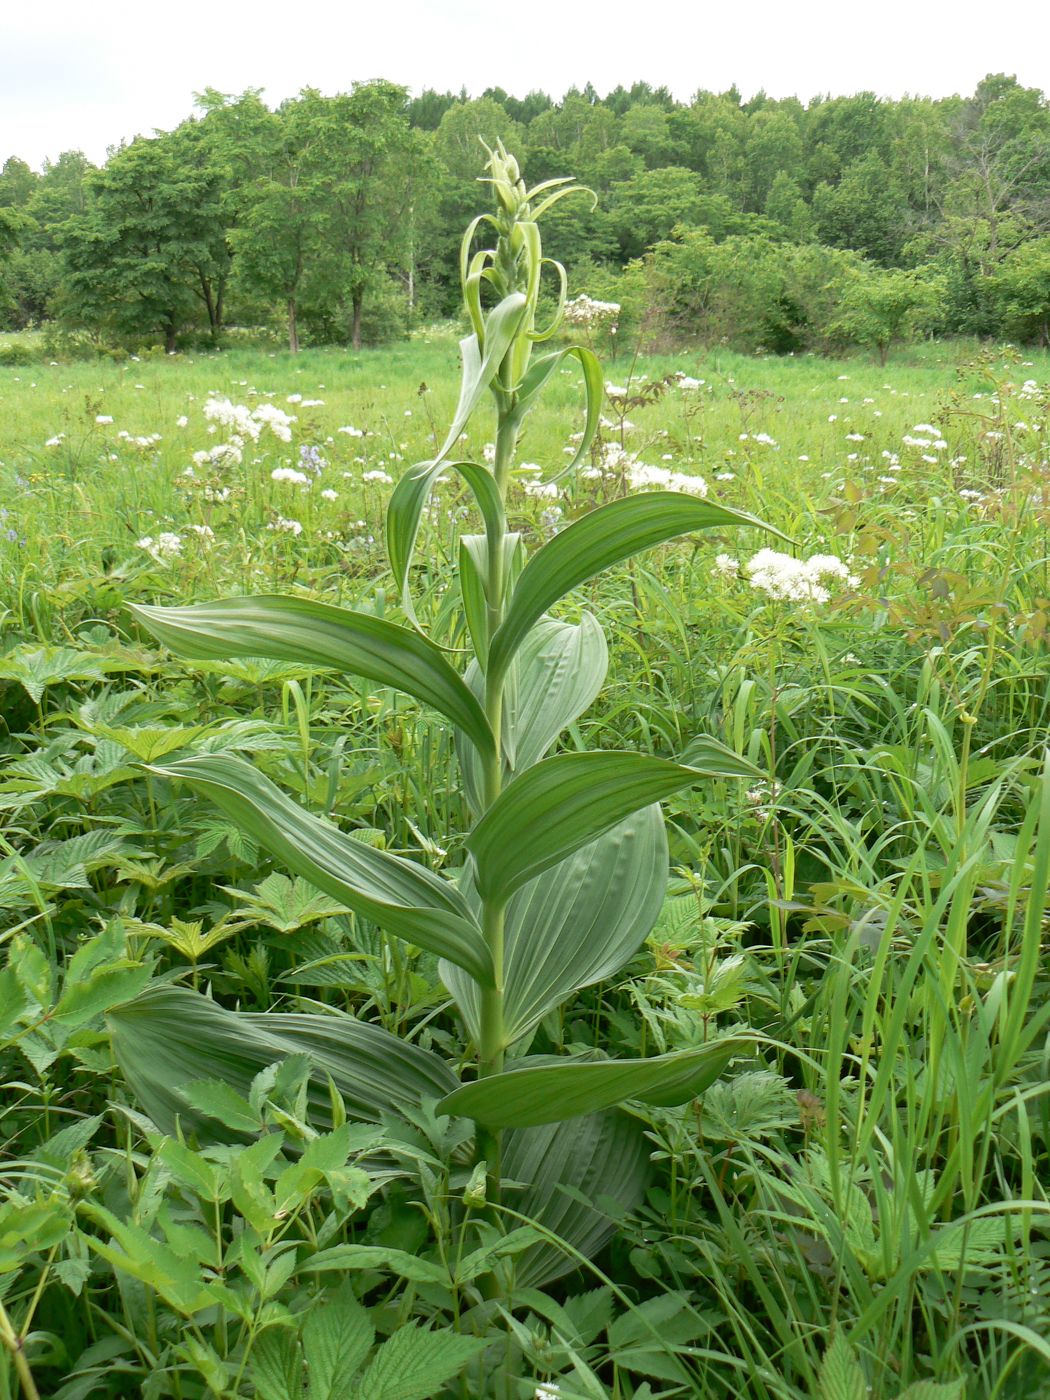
[746,549,857,604]
[137,532,182,561]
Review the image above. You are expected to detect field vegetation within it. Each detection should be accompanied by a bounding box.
[0,139,1049,1400]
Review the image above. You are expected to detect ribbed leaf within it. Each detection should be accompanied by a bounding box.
[108,985,456,1137]
[150,754,493,985]
[443,807,666,1048]
[357,1324,486,1400]
[457,615,608,816]
[488,493,783,683]
[457,532,521,668]
[438,1040,746,1127]
[818,1333,866,1400]
[514,344,604,473]
[302,1284,374,1396]
[386,460,505,628]
[430,292,527,465]
[505,1110,651,1287]
[131,595,495,763]
[466,746,761,903]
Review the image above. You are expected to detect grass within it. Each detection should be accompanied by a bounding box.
[1,332,1049,1398]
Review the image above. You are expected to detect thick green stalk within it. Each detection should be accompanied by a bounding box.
[474,385,519,1206]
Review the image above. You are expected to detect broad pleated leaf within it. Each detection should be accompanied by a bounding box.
[514,344,604,473]
[150,754,493,985]
[439,1039,746,1127]
[466,746,761,903]
[131,595,495,763]
[386,460,505,628]
[442,806,666,1047]
[488,493,783,683]
[505,1110,651,1287]
[457,614,608,815]
[457,532,522,668]
[430,292,527,465]
[108,985,456,1138]
[465,1045,744,1129]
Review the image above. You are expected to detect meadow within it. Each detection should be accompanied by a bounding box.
[2,314,1050,1400]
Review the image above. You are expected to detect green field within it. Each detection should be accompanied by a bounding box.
[2,331,1050,1398]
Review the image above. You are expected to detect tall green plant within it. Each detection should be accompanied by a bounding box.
[115,145,779,1277]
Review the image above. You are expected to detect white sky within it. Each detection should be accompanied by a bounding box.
[4,0,1050,170]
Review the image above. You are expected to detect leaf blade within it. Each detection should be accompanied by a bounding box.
[438,1039,748,1127]
[489,493,784,682]
[131,594,495,763]
[466,747,760,904]
[151,754,493,984]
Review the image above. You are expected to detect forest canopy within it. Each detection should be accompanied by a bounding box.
[2,74,1049,356]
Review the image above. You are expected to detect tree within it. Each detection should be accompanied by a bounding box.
[991,237,1050,343]
[61,133,225,350]
[231,93,341,352]
[765,171,816,242]
[828,263,945,363]
[607,166,707,259]
[322,82,429,350]
[0,158,37,210]
[812,151,910,263]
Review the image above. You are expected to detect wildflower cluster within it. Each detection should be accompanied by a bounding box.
[744,549,857,604]
[562,294,620,329]
[578,440,708,496]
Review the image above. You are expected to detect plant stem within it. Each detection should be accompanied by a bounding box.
[474,393,517,1207]
[0,1298,41,1400]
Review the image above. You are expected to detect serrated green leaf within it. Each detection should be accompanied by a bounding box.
[0,967,31,1041]
[818,1333,866,1400]
[250,1328,301,1400]
[180,1080,261,1134]
[52,962,152,1028]
[357,1324,486,1400]
[156,1139,222,1202]
[79,1203,221,1316]
[303,1283,374,1399]
[896,1382,967,1400]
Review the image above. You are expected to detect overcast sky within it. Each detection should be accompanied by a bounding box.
[5,0,1050,170]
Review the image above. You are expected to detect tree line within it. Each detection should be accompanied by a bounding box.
[1,73,1049,357]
